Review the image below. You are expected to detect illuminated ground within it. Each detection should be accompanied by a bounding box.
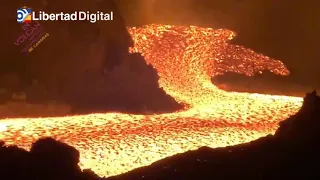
[0,25,302,177]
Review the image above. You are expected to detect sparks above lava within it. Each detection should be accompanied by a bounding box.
[0,24,302,177]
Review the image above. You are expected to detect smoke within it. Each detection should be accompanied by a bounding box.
[115,0,236,28]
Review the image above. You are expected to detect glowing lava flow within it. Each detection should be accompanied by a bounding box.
[0,25,302,177]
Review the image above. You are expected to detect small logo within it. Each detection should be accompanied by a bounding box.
[17,7,32,23]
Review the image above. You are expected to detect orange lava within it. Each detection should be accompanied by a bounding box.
[0,24,302,177]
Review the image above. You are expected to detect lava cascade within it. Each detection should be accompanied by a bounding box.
[0,24,302,177]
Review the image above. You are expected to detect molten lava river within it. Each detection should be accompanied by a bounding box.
[0,25,303,177]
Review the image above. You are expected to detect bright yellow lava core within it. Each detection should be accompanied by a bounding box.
[0,25,303,177]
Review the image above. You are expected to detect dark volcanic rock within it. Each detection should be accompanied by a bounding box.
[0,142,30,180]
[30,137,81,179]
[64,53,184,114]
[0,0,182,115]
[0,137,100,180]
[211,71,313,97]
[275,91,320,141]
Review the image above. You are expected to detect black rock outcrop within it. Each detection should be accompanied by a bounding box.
[211,71,313,97]
[0,0,182,115]
[0,137,99,180]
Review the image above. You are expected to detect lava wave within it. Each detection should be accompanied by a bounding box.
[0,24,302,177]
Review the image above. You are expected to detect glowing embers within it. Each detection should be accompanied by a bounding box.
[0,24,302,177]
